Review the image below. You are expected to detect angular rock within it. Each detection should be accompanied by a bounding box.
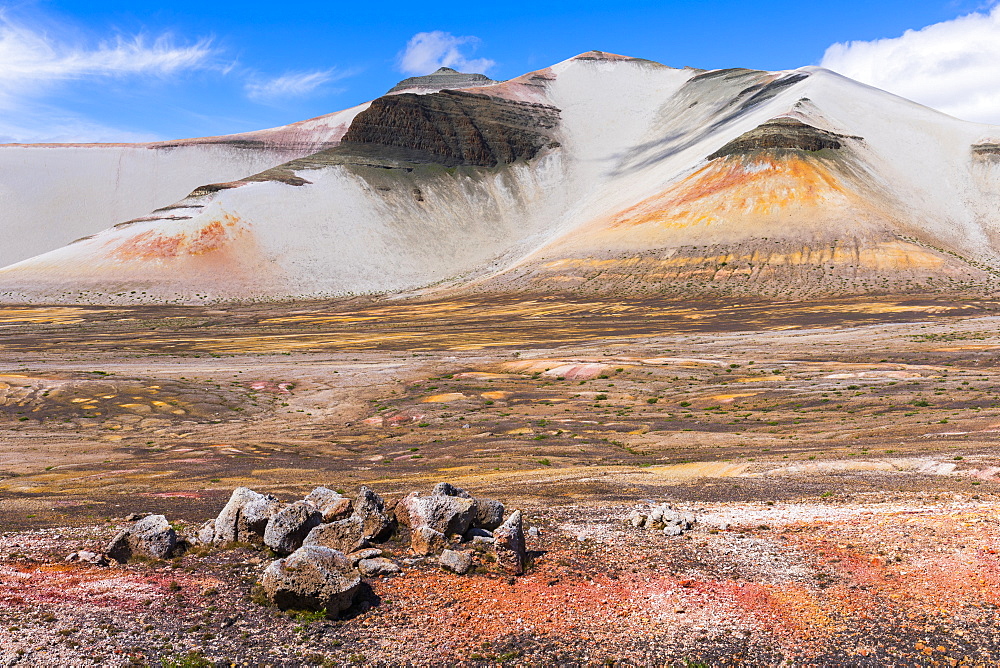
[260,545,361,614]
[432,482,471,498]
[65,550,109,566]
[195,519,216,545]
[304,487,353,522]
[471,498,505,530]
[106,514,178,563]
[213,487,282,544]
[346,548,383,566]
[410,526,447,556]
[303,516,367,554]
[264,501,323,554]
[354,486,393,541]
[439,549,474,574]
[357,557,401,577]
[400,493,476,536]
[493,510,526,575]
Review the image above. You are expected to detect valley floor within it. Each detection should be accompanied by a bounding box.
[2,293,1000,665]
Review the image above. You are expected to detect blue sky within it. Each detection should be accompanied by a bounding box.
[1,0,998,142]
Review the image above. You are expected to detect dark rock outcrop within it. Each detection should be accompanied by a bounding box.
[337,90,560,168]
[708,118,859,160]
[388,67,497,94]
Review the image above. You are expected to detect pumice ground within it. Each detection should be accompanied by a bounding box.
[3,293,1000,665]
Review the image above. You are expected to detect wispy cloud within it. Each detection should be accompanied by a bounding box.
[0,11,222,142]
[245,68,355,103]
[820,4,1000,124]
[0,14,218,110]
[398,31,495,76]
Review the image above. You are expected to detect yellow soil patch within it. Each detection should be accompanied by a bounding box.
[709,392,759,403]
[421,393,467,403]
[481,391,511,400]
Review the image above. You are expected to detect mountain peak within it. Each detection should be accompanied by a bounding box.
[387,68,497,94]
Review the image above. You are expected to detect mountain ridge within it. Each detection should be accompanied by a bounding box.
[2,50,999,304]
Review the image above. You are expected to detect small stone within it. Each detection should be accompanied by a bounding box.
[493,510,526,575]
[628,511,645,528]
[65,550,109,566]
[439,549,474,574]
[357,557,401,577]
[410,526,447,556]
[471,535,495,546]
[264,501,323,555]
[346,548,383,566]
[663,525,683,537]
[527,527,540,537]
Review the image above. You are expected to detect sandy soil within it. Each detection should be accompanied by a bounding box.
[3,293,1000,665]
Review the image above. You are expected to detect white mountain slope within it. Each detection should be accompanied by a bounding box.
[0,103,369,267]
[1,51,998,304]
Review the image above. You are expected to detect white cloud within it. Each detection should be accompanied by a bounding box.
[820,4,1000,124]
[398,31,495,76]
[245,68,354,103]
[0,15,217,110]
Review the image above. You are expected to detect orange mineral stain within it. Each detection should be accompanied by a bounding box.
[109,214,247,262]
[611,154,848,231]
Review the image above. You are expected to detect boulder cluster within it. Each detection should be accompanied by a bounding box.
[97,482,528,615]
[627,503,697,536]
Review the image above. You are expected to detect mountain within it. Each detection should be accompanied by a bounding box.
[2,50,999,304]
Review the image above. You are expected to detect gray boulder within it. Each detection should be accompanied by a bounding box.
[260,545,361,614]
[354,486,394,541]
[493,510,526,575]
[357,557,401,577]
[439,549,474,574]
[213,487,282,544]
[305,487,352,522]
[264,501,323,554]
[432,482,471,498]
[106,514,178,563]
[472,498,505,530]
[400,493,476,536]
[303,516,367,553]
[195,519,216,545]
[410,526,447,556]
